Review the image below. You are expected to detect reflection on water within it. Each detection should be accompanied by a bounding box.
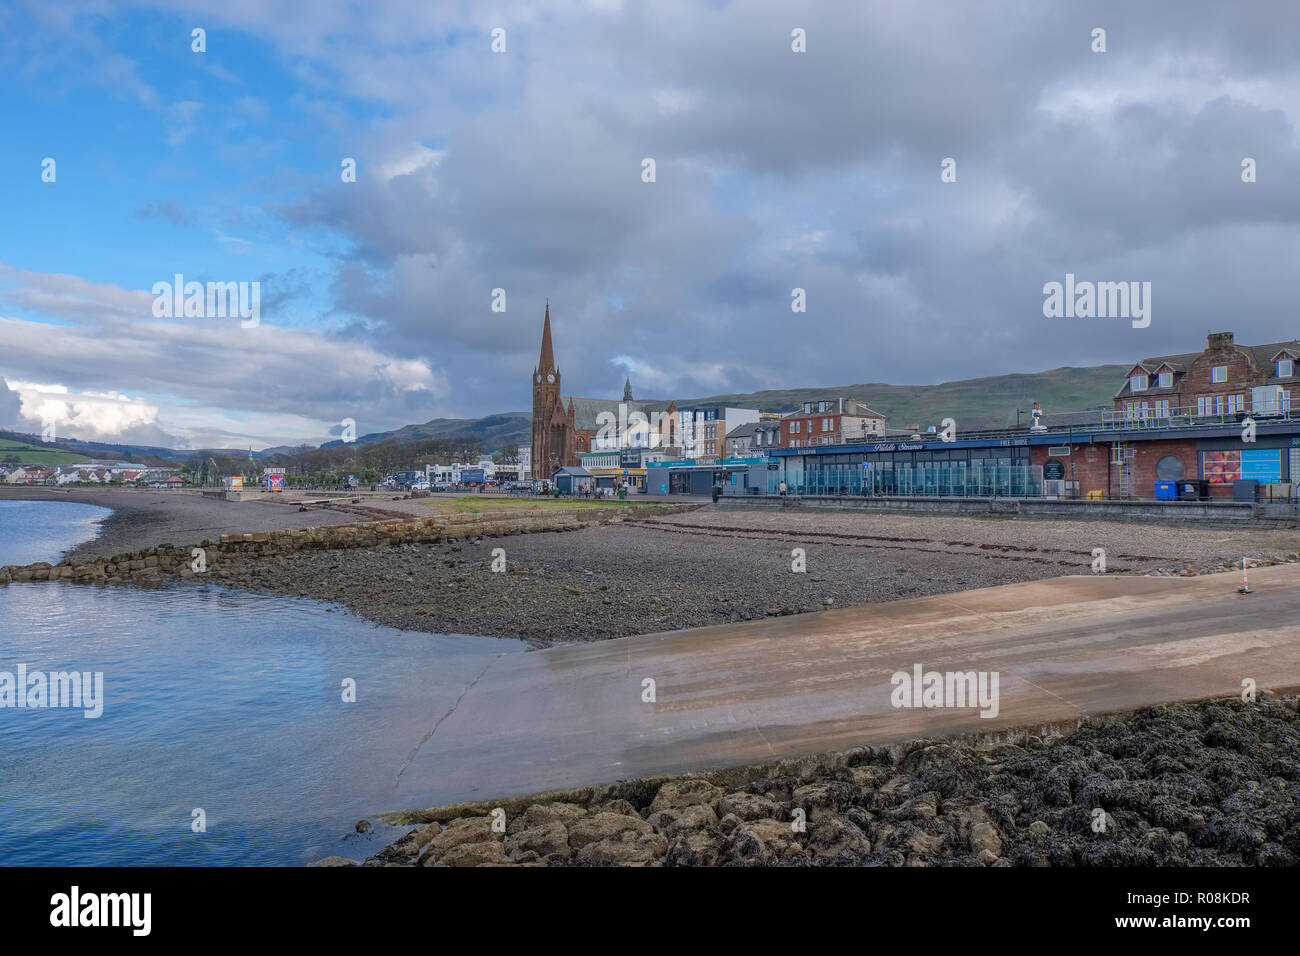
[0,499,113,565]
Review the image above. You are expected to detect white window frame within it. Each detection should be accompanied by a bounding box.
[1129,373,1148,392]
[1211,365,1227,383]
[1279,358,1293,378]
[1158,371,1173,388]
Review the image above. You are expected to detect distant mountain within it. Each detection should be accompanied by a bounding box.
[0,430,258,465]
[319,412,532,450]
[5,364,1129,464]
[324,364,1126,453]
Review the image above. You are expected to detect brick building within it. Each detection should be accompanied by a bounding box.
[1115,331,1298,422]
[767,332,1300,500]
[781,397,885,449]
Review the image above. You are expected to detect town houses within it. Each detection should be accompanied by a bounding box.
[527,307,1300,502]
[0,460,180,487]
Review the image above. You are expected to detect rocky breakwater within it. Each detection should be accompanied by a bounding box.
[0,504,700,587]
[329,695,1300,867]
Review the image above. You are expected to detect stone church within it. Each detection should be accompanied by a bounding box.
[530,303,579,479]
[529,304,673,479]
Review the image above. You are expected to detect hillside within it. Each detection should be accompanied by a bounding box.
[0,436,92,467]
[675,365,1127,431]
[319,413,531,451]
[3,365,1129,464]
[321,364,1127,453]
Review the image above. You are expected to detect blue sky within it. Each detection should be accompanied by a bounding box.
[3,1,1300,449]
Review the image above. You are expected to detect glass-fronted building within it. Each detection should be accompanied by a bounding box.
[771,442,1041,496]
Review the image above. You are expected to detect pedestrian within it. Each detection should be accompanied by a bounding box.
[779,480,787,497]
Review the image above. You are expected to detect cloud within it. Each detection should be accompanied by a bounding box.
[0,265,450,447]
[9,0,1300,442]
[137,198,196,226]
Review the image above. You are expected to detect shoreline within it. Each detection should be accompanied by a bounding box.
[349,694,1300,867]
[5,491,1300,643]
[9,493,1300,866]
[0,487,364,561]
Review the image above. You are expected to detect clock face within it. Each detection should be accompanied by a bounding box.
[535,374,541,383]
[547,373,555,383]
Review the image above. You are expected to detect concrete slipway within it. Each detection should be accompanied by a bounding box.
[387,565,1300,810]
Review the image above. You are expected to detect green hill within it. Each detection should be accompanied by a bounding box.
[335,364,1127,454]
[0,437,92,467]
[676,365,1127,431]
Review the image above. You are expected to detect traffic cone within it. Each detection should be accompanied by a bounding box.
[1238,557,1253,595]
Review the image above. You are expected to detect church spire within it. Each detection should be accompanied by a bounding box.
[623,376,633,402]
[538,302,556,374]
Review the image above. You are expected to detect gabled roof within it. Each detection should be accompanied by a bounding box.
[1117,337,1300,397]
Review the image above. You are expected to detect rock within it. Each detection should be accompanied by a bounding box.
[975,848,999,866]
[729,819,800,864]
[568,812,654,851]
[719,791,779,821]
[307,856,358,867]
[576,830,668,865]
[649,779,724,814]
[808,816,872,859]
[905,829,946,857]
[969,820,1003,857]
[648,802,718,836]
[430,840,509,867]
[595,799,641,818]
[355,819,372,834]
[508,822,570,859]
[514,802,588,832]
[792,783,837,809]
[1028,820,1050,838]
[666,830,722,866]
[416,816,498,864]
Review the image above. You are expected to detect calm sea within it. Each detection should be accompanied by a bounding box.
[0,499,524,865]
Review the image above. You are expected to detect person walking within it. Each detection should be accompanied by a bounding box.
[779,479,787,497]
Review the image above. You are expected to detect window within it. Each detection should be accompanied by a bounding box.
[1197,396,1210,416]
[792,421,800,434]
[822,418,831,431]
[1215,395,1224,415]
[1155,455,1184,480]
[1129,373,1148,392]
[1155,399,1170,418]
[1228,394,1244,414]
[1211,365,1227,383]
[1158,371,1173,388]
[1279,358,1294,378]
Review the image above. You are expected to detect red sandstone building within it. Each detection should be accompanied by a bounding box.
[770,332,1300,500]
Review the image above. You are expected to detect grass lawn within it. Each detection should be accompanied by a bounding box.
[0,437,91,467]
[423,495,655,514]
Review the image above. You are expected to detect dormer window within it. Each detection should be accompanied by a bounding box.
[1158,371,1173,388]
[1129,373,1148,392]
[1279,358,1294,378]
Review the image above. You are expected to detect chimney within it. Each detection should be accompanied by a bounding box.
[1207,331,1234,350]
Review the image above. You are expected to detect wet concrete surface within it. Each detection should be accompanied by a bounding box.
[388,564,1300,811]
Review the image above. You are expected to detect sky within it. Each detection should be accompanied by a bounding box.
[2,0,1300,450]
